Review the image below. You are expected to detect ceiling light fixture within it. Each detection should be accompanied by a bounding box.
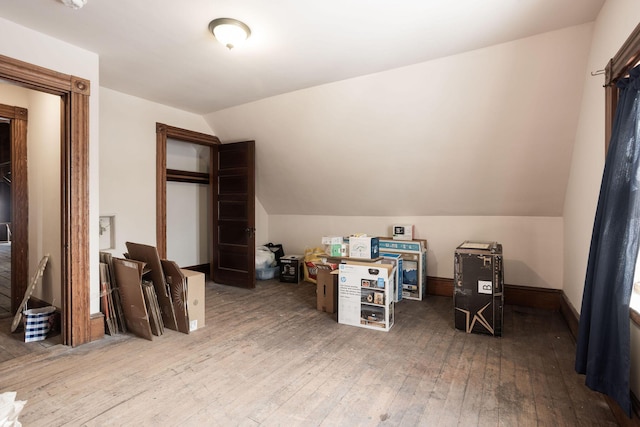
[208,18,251,50]
[61,0,87,9]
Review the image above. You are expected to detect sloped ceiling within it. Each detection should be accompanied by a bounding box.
[0,1,603,217]
[206,24,595,217]
[0,0,603,114]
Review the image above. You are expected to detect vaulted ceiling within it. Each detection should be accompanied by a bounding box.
[0,0,603,114]
[0,0,606,217]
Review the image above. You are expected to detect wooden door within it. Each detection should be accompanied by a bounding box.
[212,141,255,288]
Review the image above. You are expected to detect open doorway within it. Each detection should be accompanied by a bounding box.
[0,53,91,347]
[0,120,10,318]
[166,138,211,272]
[1,88,62,310]
[155,123,256,288]
[155,123,219,263]
[0,100,28,325]
[0,87,62,356]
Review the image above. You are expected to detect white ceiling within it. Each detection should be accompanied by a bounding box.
[0,0,605,114]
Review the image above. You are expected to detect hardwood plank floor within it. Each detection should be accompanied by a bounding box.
[0,278,618,426]
[0,242,10,318]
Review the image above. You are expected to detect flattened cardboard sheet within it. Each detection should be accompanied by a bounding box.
[113,258,153,341]
[142,281,164,336]
[182,269,205,332]
[126,242,178,330]
[161,260,189,334]
[11,254,49,333]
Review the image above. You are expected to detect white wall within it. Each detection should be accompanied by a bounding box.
[99,87,215,257]
[563,0,640,401]
[207,25,585,290]
[165,139,210,267]
[206,23,593,220]
[269,215,562,288]
[563,0,640,312]
[26,90,61,306]
[255,197,269,247]
[166,182,209,267]
[0,18,100,312]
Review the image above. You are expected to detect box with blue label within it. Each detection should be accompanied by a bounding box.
[348,236,379,259]
[378,238,427,301]
[380,252,403,302]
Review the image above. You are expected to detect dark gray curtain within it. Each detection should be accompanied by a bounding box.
[575,64,640,417]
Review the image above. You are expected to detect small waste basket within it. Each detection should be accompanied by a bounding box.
[23,306,56,342]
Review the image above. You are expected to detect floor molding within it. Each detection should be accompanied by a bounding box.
[426,276,563,310]
[560,291,579,340]
[90,312,105,342]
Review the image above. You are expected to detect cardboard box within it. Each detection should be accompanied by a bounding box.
[380,252,403,302]
[392,224,414,240]
[326,244,342,257]
[280,255,304,283]
[181,269,205,332]
[338,262,395,331]
[348,236,379,259]
[321,236,344,245]
[322,236,346,257]
[378,238,428,301]
[316,265,338,313]
[378,238,427,252]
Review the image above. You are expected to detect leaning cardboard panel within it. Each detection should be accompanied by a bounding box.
[181,269,206,332]
[161,260,190,334]
[112,258,153,341]
[316,265,337,314]
[11,254,49,333]
[126,242,178,331]
[142,281,164,336]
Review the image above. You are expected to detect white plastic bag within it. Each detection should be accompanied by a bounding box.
[0,392,26,427]
[256,246,276,270]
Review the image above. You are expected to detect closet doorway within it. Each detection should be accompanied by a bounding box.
[156,124,256,288]
[166,138,212,270]
[156,123,219,267]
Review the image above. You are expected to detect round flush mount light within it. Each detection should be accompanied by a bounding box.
[61,0,87,9]
[208,18,251,50]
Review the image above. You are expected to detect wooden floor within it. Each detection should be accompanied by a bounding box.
[0,278,618,426]
[0,242,10,318]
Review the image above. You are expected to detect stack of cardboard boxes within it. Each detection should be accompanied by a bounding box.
[310,230,425,332]
[315,235,396,331]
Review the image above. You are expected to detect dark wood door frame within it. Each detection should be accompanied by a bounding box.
[0,104,28,320]
[156,123,220,260]
[0,54,91,347]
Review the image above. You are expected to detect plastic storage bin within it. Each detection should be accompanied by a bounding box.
[257,266,279,280]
